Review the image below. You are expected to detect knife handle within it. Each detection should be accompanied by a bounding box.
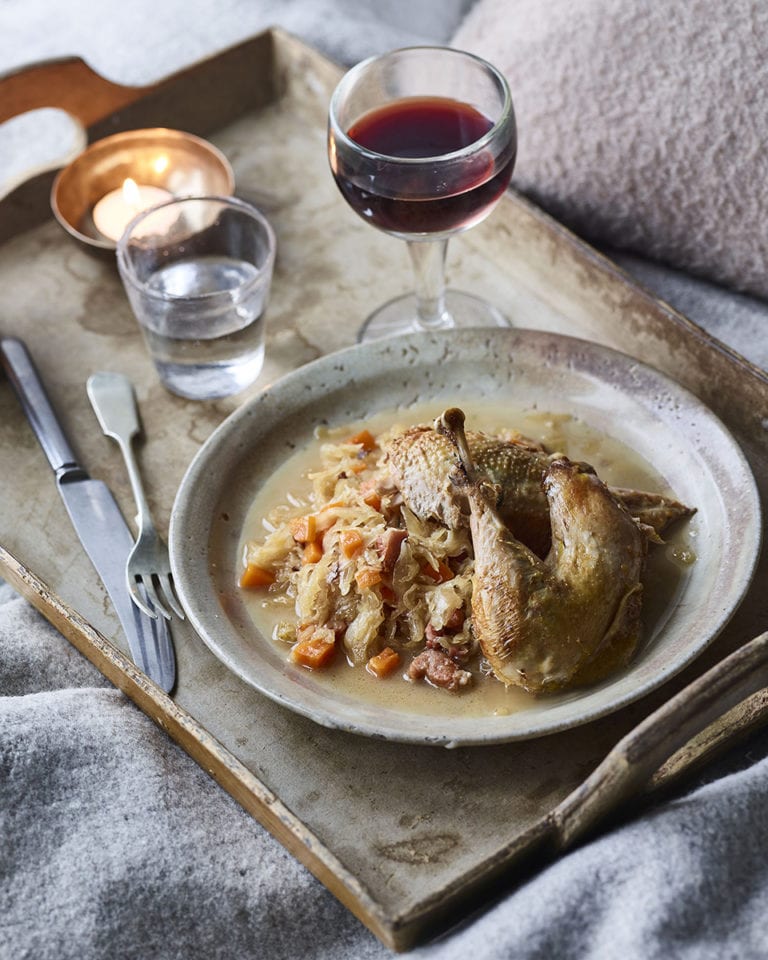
[0,336,81,476]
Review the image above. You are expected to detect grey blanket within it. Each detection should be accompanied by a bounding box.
[2,2,767,959]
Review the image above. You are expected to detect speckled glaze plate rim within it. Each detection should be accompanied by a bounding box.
[169,328,762,747]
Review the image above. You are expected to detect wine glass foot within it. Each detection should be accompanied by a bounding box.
[357,290,510,342]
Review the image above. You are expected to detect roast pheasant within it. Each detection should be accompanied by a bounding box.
[435,408,652,693]
[383,422,693,557]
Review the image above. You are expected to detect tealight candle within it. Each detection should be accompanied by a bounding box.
[92,178,174,242]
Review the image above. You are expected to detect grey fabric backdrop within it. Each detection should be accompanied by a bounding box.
[2,3,767,959]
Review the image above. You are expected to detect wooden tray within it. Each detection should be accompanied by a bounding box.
[2,29,768,951]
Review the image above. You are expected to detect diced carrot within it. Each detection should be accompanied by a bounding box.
[348,429,376,452]
[421,559,454,583]
[340,529,364,559]
[290,627,337,669]
[355,567,382,590]
[290,514,317,544]
[302,540,323,564]
[366,646,401,678]
[239,563,275,589]
[350,461,368,474]
[362,489,382,511]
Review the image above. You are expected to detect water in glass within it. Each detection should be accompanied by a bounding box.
[138,254,267,399]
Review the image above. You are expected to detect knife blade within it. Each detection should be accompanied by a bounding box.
[1,336,175,692]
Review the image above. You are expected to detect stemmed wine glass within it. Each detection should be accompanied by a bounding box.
[328,46,516,342]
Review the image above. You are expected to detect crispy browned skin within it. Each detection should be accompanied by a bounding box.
[383,424,693,556]
[438,409,647,694]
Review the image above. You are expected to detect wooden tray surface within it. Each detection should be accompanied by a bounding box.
[1,29,767,951]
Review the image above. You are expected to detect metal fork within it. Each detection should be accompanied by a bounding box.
[87,372,185,621]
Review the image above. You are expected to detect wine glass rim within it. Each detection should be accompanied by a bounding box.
[328,45,514,165]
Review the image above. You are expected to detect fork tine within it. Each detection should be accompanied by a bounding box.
[128,575,158,620]
[157,573,186,620]
[143,575,173,620]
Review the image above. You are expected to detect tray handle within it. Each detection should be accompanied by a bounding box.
[551,630,768,850]
[0,57,154,128]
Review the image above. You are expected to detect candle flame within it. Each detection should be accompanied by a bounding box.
[122,177,142,208]
[153,155,170,175]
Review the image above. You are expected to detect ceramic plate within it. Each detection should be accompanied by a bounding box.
[169,329,761,746]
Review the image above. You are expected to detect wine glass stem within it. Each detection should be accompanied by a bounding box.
[408,239,452,330]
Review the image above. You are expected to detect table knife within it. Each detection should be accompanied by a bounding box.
[0,336,176,692]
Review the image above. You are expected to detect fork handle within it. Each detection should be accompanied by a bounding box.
[87,371,140,441]
[86,372,153,530]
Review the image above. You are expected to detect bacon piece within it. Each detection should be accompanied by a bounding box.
[424,609,466,645]
[408,649,472,691]
[425,633,472,664]
[444,608,466,632]
[376,528,408,575]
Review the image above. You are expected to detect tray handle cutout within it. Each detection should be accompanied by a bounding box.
[0,58,157,200]
[0,57,156,128]
[0,33,278,216]
[551,630,768,850]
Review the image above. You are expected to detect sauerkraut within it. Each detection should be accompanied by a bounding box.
[240,423,478,690]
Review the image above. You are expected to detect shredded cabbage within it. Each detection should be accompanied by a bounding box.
[242,423,479,686]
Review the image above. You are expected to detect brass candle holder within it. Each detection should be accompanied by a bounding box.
[50,127,235,253]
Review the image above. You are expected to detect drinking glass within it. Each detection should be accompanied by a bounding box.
[117,195,275,400]
[328,46,516,341]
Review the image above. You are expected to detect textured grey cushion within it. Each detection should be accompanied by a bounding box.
[454,0,768,300]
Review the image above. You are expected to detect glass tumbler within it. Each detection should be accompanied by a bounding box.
[117,195,276,400]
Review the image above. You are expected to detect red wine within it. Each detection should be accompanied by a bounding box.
[349,95,493,158]
[333,96,514,236]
